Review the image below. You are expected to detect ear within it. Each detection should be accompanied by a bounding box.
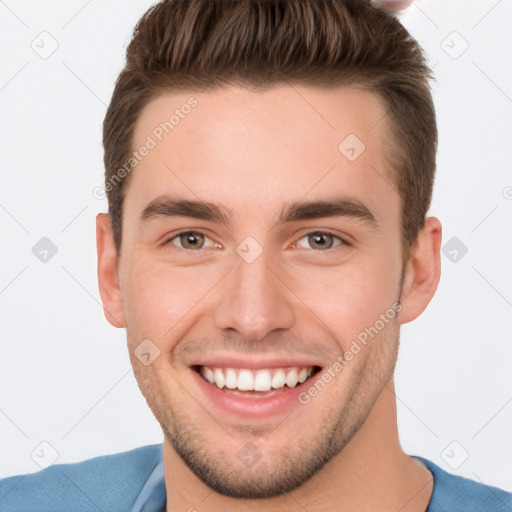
[399,216,442,324]
[96,213,126,328]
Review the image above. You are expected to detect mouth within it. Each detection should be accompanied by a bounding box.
[189,363,323,418]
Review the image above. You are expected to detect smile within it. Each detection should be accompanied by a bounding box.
[190,363,323,418]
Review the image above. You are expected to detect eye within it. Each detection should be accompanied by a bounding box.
[293,231,347,251]
[162,231,221,251]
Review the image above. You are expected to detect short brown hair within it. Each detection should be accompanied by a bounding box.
[103,0,437,261]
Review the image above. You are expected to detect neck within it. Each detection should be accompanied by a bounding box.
[163,378,433,512]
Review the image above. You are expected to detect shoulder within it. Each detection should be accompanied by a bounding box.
[412,455,512,512]
[0,443,163,512]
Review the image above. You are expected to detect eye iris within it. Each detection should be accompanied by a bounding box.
[181,232,204,249]
[308,232,333,250]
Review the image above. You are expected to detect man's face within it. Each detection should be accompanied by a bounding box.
[116,85,405,497]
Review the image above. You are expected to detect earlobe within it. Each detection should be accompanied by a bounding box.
[96,213,126,328]
[398,216,442,325]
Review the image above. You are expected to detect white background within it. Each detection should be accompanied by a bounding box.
[1,0,511,494]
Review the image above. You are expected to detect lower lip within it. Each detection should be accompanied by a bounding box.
[190,367,322,420]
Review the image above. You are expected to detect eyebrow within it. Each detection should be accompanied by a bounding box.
[139,195,379,230]
[278,197,379,229]
[140,196,231,224]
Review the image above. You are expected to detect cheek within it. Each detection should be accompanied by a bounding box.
[120,258,223,344]
[290,256,400,349]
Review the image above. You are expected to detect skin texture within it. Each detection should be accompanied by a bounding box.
[371,0,414,15]
[97,85,442,511]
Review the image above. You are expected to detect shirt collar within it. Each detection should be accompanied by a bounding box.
[131,456,166,512]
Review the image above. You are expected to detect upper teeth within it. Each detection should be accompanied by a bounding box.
[200,366,314,391]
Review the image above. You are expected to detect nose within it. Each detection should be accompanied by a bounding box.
[213,250,296,342]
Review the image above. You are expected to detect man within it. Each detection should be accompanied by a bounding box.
[1,0,510,511]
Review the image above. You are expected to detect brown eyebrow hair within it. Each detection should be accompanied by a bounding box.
[141,196,231,225]
[279,198,378,229]
[140,195,379,230]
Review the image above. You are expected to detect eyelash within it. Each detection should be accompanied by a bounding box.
[161,230,350,253]
[161,231,220,252]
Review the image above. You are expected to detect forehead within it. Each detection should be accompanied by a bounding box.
[126,84,398,228]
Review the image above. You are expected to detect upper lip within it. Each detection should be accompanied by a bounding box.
[190,355,324,370]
